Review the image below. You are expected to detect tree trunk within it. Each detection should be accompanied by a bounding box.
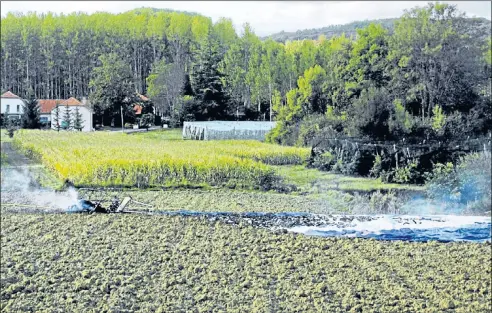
[269,82,272,122]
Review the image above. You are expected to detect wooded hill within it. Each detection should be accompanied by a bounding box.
[262,17,491,42]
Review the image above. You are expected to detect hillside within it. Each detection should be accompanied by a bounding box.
[263,17,491,42]
[127,7,201,16]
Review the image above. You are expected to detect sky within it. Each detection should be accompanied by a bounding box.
[1,1,491,36]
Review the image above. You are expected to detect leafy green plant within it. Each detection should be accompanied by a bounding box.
[425,152,491,213]
[369,153,383,178]
[392,158,419,183]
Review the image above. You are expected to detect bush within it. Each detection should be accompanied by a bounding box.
[140,113,154,129]
[425,152,491,213]
[369,154,383,178]
[392,158,420,184]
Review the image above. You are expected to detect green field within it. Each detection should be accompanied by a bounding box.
[11,129,419,195]
[12,130,309,189]
[1,212,490,313]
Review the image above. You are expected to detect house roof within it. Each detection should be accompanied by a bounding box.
[61,97,82,106]
[38,99,65,113]
[134,104,142,115]
[38,97,84,113]
[1,91,20,98]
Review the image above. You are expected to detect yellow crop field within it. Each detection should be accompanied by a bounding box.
[12,130,310,188]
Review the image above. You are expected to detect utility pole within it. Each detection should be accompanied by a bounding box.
[120,105,124,132]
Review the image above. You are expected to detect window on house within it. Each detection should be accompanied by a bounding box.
[17,105,20,113]
[6,105,9,113]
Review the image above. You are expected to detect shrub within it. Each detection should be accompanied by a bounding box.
[392,158,420,184]
[425,152,491,213]
[369,154,383,178]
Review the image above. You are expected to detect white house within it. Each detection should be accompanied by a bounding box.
[49,97,93,132]
[38,99,64,126]
[1,91,25,121]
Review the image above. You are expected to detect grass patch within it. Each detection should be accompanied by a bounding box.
[275,165,424,193]
[0,152,7,165]
[0,129,13,143]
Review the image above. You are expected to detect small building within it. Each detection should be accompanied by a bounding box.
[38,99,65,126]
[1,91,25,122]
[49,97,93,132]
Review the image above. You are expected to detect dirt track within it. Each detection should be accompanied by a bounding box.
[1,141,37,167]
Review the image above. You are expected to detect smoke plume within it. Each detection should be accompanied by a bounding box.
[1,167,79,212]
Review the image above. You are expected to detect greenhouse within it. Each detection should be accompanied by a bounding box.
[182,121,277,141]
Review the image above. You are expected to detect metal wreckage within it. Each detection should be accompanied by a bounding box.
[66,186,153,214]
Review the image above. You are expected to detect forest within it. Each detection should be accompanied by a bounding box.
[1,3,491,143]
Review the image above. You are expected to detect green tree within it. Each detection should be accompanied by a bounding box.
[190,30,229,120]
[388,2,485,120]
[146,59,185,121]
[52,104,61,131]
[21,98,41,129]
[62,103,72,130]
[89,53,136,127]
[72,106,84,131]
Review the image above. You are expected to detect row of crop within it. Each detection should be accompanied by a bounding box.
[12,130,309,188]
[2,212,490,313]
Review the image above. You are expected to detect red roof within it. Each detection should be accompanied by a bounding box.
[1,91,20,98]
[61,97,82,106]
[38,99,64,113]
[134,104,142,115]
[38,97,83,113]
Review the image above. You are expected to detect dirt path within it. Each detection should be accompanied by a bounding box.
[1,141,61,190]
[1,141,43,168]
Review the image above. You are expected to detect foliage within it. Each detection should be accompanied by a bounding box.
[431,104,446,134]
[0,5,490,141]
[72,106,84,131]
[52,105,61,132]
[20,98,41,129]
[425,152,491,213]
[392,158,420,184]
[89,53,136,127]
[6,119,17,138]
[140,113,154,129]
[61,104,72,130]
[146,59,185,119]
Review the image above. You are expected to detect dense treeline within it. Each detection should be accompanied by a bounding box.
[267,3,491,146]
[1,3,491,138]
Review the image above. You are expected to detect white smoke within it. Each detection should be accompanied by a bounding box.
[0,167,79,212]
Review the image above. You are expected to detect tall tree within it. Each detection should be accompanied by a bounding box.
[21,98,41,129]
[388,2,485,119]
[62,103,72,130]
[89,53,136,127]
[190,30,229,120]
[52,104,61,131]
[72,106,84,131]
[146,59,185,119]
